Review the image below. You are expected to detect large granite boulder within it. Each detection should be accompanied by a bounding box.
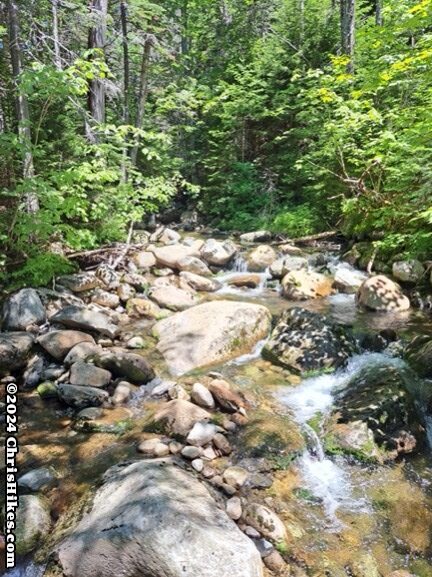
[281,270,333,300]
[392,260,424,284]
[334,361,423,458]
[262,308,357,374]
[200,239,237,267]
[246,245,277,272]
[55,459,263,577]
[356,275,410,312]
[154,300,271,375]
[2,288,46,330]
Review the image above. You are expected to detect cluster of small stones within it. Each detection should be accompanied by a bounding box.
[136,375,287,574]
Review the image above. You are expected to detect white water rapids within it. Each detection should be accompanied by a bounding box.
[279,352,407,527]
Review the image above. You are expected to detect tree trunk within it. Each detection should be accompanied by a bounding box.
[298,0,305,48]
[375,0,383,26]
[181,0,188,55]
[87,0,108,129]
[52,0,62,70]
[120,0,129,125]
[7,0,39,213]
[340,0,355,73]
[130,36,152,166]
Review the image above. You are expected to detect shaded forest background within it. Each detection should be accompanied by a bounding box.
[1,0,432,286]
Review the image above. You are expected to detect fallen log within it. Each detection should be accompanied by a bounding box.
[275,230,339,245]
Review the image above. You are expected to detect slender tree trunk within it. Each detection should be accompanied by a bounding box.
[340,0,355,73]
[130,36,152,166]
[375,0,383,26]
[7,0,39,213]
[87,0,108,132]
[181,0,188,55]
[298,0,305,49]
[220,0,232,25]
[120,0,129,182]
[120,0,129,125]
[52,0,62,70]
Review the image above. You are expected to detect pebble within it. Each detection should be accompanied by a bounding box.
[168,384,189,401]
[226,496,242,520]
[18,467,56,491]
[181,446,201,460]
[126,336,146,349]
[222,418,237,432]
[186,422,217,447]
[191,382,215,409]
[263,550,287,574]
[221,483,237,496]
[244,526,261,539]
[201,446,218,461]
[213,433,232,455]
[230,413,249,426]
[138,438,169,457]
[169,441,183,454]
[202,466,216,479]
[191,458,204,473]
[223,466,248,489]
[255,538,274,558]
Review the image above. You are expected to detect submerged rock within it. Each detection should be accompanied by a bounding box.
[2,288,46,331]
[263,308,357,374]
[16,495,51,555]
[58,384,109,409]
[154,300,271,375]
[356,275,410,312]
[55,459,263,577]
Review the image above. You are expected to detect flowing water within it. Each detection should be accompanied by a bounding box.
[6,244,432,576]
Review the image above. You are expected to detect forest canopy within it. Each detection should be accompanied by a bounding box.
[1,0,432,286]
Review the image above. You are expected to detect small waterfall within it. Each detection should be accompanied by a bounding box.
[303,423,325,461]
[231,254,248,272]
[230,337,269,365]
[279,353,406,525]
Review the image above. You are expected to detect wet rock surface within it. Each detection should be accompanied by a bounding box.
[263,308,357,374]
[2,227,432,577]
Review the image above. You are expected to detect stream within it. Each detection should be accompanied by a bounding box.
[5,240,432,577]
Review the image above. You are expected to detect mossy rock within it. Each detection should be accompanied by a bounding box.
[239,409,305,461]
[37,382,58,400]
[15,495,51,556]
[323,420,382,463]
